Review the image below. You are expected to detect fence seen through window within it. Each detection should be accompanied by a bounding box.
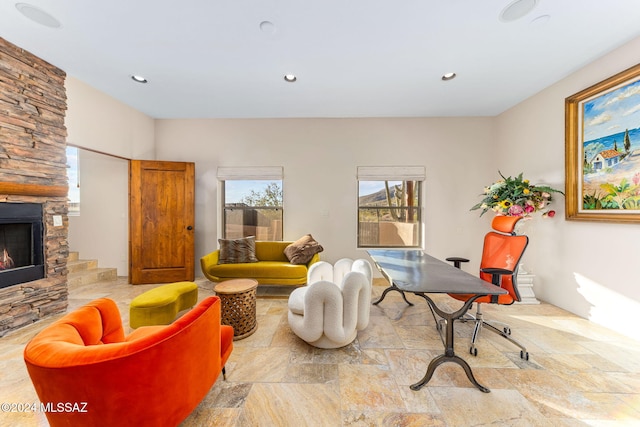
[222,180,283,241]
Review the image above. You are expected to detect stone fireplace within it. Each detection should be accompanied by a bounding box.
[0,37,69,336]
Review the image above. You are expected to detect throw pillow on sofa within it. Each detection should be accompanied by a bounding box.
[218,236,259,264]
[284,234,324,265]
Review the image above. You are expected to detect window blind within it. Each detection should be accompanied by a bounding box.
[217,166,283,180]
[356,166,425,181]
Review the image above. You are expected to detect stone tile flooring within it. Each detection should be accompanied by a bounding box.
[1,277,640,426]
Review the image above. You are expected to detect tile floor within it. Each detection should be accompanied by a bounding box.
[1,277,640,426]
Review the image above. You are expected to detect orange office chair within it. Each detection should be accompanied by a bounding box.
[446,215,530,360]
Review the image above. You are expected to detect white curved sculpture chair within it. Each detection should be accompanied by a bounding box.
[287,258,373,349]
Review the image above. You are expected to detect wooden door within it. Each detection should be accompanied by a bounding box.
[129,160,195,284]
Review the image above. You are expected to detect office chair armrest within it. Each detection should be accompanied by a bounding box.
[480,267,514,286]
[446,257,469,269]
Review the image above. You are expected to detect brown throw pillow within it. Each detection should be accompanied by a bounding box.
[284,234,324,265]
[217,236,259,264]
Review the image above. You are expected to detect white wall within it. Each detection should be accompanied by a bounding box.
[65,77,155,159]
[67,150,129,275]
[154,118,495,268]
[63,36,640,341]
[65,77,155,275]
[495,36,640,340]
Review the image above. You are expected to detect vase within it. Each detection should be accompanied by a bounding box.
[513,217,535,235]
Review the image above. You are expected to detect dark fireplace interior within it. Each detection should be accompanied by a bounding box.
[0,203,44,289]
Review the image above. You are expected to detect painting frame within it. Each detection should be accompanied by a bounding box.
[565,63,640,223]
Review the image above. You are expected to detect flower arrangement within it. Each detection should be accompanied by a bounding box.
[471,172,564,218]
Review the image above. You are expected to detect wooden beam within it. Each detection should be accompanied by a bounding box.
[0,182,68,197]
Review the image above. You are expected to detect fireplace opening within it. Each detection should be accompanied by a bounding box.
[0,203,44,289]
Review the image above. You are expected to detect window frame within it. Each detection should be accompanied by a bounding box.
[217,167,284,241]
[66,145,80,216]
[356,166,426,249]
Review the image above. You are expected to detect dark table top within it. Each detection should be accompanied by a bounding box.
[367,249,507,296]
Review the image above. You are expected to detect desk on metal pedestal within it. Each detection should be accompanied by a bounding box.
[367,249,507,393]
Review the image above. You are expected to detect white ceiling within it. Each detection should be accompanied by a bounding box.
[2,0,640,119]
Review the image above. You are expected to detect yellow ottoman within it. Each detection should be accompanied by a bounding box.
[129,282,198,329]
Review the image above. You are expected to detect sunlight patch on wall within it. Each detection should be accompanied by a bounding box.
[574,272,640,342]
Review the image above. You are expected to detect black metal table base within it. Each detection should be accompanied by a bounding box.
[368,250,502,393]
[372,281,414,306]
[410,293,491,393]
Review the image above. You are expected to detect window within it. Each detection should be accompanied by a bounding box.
[66,146,80,215]
[218,167,283,241]
[357,166,425,248]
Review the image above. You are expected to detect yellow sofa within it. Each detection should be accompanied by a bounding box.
[200,241,320,285]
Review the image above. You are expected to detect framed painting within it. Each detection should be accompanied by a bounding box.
[565,63,640,222]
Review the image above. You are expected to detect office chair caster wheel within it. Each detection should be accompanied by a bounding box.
[503,327,511,335]
[469,346,478,356]
[520,350,529,360]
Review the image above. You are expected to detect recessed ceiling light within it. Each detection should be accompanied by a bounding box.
[131,75,148,84]
[15,3,61,28]
[500,0,538,23]
[284,74,297,83]
[441,72,457,81]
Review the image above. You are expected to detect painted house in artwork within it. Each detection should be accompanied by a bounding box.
[590,149,622,170]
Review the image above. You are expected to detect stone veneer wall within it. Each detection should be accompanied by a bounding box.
[0,37,69,337]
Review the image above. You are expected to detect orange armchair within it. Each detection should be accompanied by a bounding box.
[447,215,529,360]
[24,296,233,427]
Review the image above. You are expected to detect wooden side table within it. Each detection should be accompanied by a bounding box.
[214,278,259,340]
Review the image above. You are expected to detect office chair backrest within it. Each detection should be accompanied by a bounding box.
[479,216,529,303]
